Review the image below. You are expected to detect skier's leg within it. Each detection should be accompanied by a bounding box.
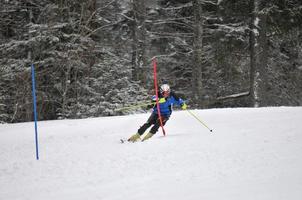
[150,116,169,134]
[128,113,157,142]
[137,113,157,135]
[142,116,169,141]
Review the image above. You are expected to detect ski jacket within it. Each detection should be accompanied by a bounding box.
[151,91,185,117]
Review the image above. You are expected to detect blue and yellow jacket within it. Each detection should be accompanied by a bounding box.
[151,91,185,117]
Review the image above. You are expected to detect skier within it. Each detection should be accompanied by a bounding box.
[128,84,187,142]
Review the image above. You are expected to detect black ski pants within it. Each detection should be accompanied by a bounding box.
[137,113,169,135]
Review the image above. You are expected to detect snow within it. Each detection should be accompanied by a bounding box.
[1,107,302,200]
[253,17,260,36]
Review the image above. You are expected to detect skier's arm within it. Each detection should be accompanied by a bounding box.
[147,95,165,109]
[171,92,187,109]
[146,96,156,109]
[152,94,166,104]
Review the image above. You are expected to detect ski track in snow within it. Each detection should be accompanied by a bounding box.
[0,107,302,200]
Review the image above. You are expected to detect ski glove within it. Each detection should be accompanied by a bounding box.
[181,103,187,110]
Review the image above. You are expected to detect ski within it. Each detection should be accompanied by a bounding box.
[120,138,142,143]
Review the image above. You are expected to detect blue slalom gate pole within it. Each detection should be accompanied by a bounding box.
[31,64,39,160]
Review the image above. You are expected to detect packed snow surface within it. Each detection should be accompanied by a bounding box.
[1,107,302,200]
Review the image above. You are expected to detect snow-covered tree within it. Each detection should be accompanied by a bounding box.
[1,0,301,123]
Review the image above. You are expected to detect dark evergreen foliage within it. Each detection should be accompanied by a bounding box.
[0,0,301,123]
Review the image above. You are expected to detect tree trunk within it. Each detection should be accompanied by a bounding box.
[249,0,268,107]
[26,6,34,121]
[192,0,204,107]
[258,7,268,106]
[131,0,147,83]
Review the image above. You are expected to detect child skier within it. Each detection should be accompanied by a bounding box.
[128,84,187,142]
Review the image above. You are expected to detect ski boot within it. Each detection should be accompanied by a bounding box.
[127,133,141,142]
[142,132,154,142]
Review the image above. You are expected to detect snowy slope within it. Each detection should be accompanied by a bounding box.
[1,107,302,200]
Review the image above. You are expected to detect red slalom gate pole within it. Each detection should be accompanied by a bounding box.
[152,57,166,136]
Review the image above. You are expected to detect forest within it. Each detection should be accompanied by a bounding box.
[0,0,301,123]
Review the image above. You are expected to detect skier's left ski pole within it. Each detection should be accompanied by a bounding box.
[187,110,213,133]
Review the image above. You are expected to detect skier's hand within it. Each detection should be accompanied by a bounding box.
[181,103,187,110]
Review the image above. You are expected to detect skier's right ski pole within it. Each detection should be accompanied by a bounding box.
[187,110,213,133]
[115,101,154,112]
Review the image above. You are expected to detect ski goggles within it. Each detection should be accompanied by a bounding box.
[161,91,170,97]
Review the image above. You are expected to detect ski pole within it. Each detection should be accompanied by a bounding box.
[115,102,154,112]
[187,110,213,132]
